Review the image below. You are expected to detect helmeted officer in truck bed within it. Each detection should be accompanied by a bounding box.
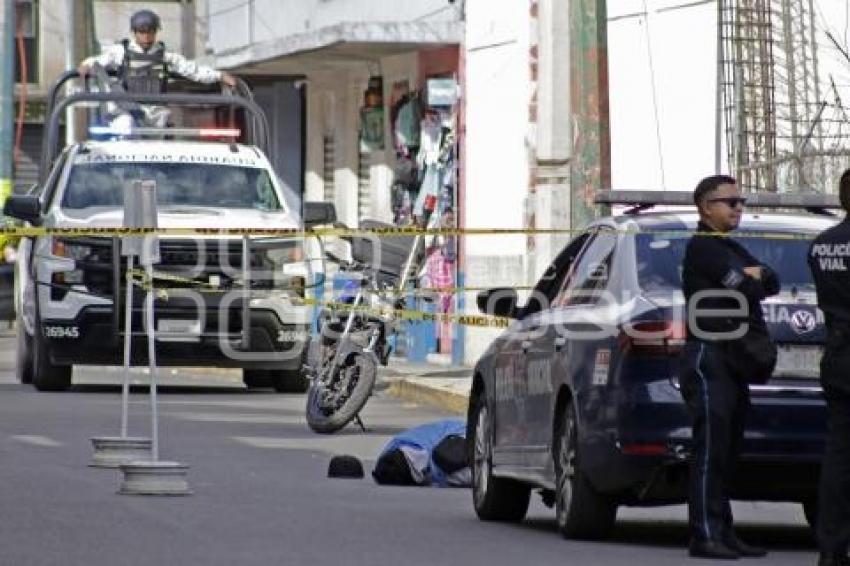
[808,169,850,566]
[77,9,236,128]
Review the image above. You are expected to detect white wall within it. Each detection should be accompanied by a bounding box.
[464,0,529,259]
[303,51,420,227]
[31,0,69,97]
[207,0,460,52]
[304,67,364,228]
[462,0,531,364]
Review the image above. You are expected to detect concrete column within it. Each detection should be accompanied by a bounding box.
[569,0,610,229]
[532,0,572,278]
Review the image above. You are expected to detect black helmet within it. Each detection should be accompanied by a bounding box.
[130,10,161,32]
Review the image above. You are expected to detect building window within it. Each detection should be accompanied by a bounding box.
[14,0,39,84]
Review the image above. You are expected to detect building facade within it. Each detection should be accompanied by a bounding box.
[203,0,574,365]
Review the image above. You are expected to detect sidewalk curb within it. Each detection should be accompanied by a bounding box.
[387,378,470,415]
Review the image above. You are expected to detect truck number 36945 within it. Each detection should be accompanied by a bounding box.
[43,326,80,339]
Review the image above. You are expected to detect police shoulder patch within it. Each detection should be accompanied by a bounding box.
[721,269,744,289]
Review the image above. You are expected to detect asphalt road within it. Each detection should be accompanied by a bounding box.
[0,331,819,566]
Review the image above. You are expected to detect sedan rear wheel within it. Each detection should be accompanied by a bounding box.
[555,403,617,540]
[470,394,530,522]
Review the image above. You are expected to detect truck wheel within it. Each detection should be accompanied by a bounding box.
[554,403,617,540]
[243,369,271,389]
[802,498,818,530]
[470,393,531,522]
[31,314,72,392]
[15,311,33,384]
[271,349,310,393]
[271,369,309,393]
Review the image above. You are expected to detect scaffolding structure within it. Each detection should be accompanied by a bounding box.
[720,0,850,193]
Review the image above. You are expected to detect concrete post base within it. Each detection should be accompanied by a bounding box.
[89,437,153,468]
[118,461,192,496]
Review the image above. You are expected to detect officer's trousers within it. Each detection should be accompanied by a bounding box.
[817,350,850,554]
[679,340,750,542]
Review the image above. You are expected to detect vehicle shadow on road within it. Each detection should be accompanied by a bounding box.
[69,384,249,395]
[518,518,816,551]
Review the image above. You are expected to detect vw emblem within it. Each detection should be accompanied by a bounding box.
[790,310,817,334]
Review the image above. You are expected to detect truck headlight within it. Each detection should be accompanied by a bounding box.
[51,239,92,298]
[52,239,93,261]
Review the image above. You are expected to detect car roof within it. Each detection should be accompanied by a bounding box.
[605,210,837,234]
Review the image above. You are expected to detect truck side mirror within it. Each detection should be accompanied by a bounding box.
[303,201,337,227]
[3,194,42,225]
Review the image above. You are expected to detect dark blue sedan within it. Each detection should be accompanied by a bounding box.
[468,192,836,539]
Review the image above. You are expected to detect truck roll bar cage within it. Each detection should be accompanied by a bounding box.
[40,71,271,185]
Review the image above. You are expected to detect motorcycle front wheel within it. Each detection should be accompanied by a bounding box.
[305,349,377,434]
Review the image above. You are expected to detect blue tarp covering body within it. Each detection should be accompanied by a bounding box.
[375,418,467,487]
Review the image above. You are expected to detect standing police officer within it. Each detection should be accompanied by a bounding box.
[77,9,236,128]
[680,174,779,559]
[807,169,850,566]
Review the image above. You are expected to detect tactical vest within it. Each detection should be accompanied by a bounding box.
[119,39,169,94]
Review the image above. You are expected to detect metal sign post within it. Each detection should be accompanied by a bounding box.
[89,180,158,468]
[115,180,191,495]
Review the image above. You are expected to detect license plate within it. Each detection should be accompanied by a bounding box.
[774,345,822,379]
[157,319,202,343]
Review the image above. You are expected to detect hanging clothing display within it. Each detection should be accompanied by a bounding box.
[387,85,459,357]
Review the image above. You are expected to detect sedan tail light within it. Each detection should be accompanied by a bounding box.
[619,320,686,356]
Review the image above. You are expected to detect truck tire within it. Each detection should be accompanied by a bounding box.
[802,498,818,530]
[243,369,271,389]
[271,349,310,393]
[271,369,310,393]
[469,392,531,522]
[15,311,33,384]
[31,313,72,392]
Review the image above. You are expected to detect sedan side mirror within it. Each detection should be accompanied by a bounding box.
[477,287,518,319]
[3,194,42,225]
[303,201,337,227]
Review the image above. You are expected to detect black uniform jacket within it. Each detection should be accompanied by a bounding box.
[682,221,780,342]
[808,217,850,354]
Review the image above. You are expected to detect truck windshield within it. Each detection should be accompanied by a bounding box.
[635,232,816,292]
[61,162,283,211]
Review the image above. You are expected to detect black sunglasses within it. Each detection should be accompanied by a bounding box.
[707,197,747,208]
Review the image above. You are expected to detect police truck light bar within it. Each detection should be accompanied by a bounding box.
[596,190,841,213]
[89,126,241,138]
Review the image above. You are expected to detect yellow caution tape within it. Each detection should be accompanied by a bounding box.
[293,296,512,329]
[125,269,511,329]
[0,225,822,240]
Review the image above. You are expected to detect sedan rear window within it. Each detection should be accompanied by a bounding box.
[61,162,283,211]
[636,232,815,292]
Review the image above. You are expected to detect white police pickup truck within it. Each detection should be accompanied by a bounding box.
[5,136,324,392]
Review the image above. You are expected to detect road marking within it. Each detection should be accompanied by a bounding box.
[10,435,63,447]
[230,436,388,459]
[169,411,302,424]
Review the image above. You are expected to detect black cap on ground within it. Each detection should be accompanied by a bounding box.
[328,455,364,479]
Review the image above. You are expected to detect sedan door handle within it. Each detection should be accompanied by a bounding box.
[554,337,567,352]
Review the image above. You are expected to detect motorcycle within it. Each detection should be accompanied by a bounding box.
[304,219,425,434]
